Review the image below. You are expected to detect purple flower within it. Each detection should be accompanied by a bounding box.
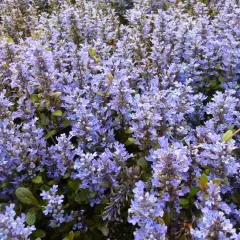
[0,204,35,240]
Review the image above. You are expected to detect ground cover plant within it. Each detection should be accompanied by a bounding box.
[0,0,240,239]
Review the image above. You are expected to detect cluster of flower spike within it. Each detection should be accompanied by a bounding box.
[0,204,36,240]
[0,0,239,239]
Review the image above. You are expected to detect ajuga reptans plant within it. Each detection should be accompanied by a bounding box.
[0,0,239,239]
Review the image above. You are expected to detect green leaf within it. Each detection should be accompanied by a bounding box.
[7,37,13,43]
[15,187,39,205]
[179,198,189,205]
[50,91,62,98]
[137,158,148,169]
[74,231,81,238]
[179,236,188,240]
[163,211,171,225]
[232,192,240,204]
[39,114,49,126]
[212,178,222,186]
[26,211,36,225]
[1,182,8,188]
[63,172,70,179]
[90,191,97,198]
[209,80,218,88]
[31,94,40,103]
[32,176,42,184]
[156,217,165,225]
[68,180,79,191]
[203,168,210,175]
[222,130,233,142]
[48,180,56,185]
[32,229,46,238]
[107,73,113,81]
[44,129,58,140]
[52,110,63,117]
[88,48,96,57]
[219,76,225,82]
[125,137,136,146]
[197,173,208,190]
[189,186,199,196]
[75,190,88,203]
[95,57,101,63]
[68,231,74,240]
[100,226,109,237]
[2,63,8,70]
[96,91,104,97]
[200,173,208,184]
[62,120,72,128]
[124,128,132,134]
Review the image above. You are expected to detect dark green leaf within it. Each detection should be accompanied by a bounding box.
[31,94,40,103]
[48,180,57,185]
[68,180,79,191]
[163,211,171,225]
[137,158,148,169]
[32,229,46,238]
[189,186,199,196]
[179,198,189,205]
[62,120,72,128]
[90,191,97,198]
[15,187,39,205]
[75,190,88,203]
[179,236,188,240]
[219,76,225,82]
[74,231,81,238]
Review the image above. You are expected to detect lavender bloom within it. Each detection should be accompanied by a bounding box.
[194,122,240,178]
[191,209,239,240]
[0,204,35,240]
[0,118,47,193]
[73,142,132,204]
[205,90,240,132]
[147,137,191,190]
[128,181,167,240]
[40,185,72,226]
[47,134,75,179]
[133,220,167,240]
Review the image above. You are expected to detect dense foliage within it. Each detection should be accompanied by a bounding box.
[0,0,240,239]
